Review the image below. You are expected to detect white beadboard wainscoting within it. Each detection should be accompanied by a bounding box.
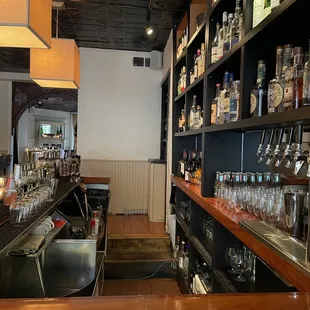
[80,160,149,215]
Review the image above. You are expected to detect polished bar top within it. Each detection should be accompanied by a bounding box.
[171,175,310,292]
[0,294,309,310]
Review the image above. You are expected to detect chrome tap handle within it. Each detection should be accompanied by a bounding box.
[282,127,295,168]
[256,130,266,158]
[264,129,275,165]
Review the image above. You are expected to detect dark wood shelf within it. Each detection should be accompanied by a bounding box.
[175,128,204,137]
[190,235,212,268]
[187,20,206,49]
[174,75,204,103]
[175,48,187,67]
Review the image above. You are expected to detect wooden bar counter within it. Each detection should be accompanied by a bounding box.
[171,175,310,292]
[0,293,309,309]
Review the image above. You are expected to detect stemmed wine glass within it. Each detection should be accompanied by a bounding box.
[225,245,241,274]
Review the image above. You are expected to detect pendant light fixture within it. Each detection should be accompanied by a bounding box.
[0,0,52,48]
[30,2,80,89]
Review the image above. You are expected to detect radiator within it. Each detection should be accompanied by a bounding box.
[80,160,149,215]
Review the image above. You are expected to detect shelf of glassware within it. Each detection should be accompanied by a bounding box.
[170,175,310,292]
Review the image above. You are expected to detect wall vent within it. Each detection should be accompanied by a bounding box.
[133,57,144,67]
[145,58,151,67]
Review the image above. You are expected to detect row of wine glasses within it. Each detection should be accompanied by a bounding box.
[225,245,256,283]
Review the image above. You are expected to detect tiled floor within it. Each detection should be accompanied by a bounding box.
[101,278,181,296]
[108,215,166,237]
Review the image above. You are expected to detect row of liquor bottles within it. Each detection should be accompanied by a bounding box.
[211,0,243,65]
[178,149,202,186]
[178,96,203,132]
[173,236,211,294]
[176,27,188,59]
[210,42,310,124]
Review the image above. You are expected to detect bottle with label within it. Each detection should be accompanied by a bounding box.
[224,73,234,123]
[178,241,185,269]
[302,52,309,106]
[230,80,240,122]
[292,47,304,109]
[200,43,205,75]
[197,49,202,77]
[185,151,192,183]
[218,12,228,61]
[283,44,294,111]
[268,46,284,113]
[194,105,203,129]
[178,109,185,132]
[189,95,197,130]
[195,152,202,186]
[250,60,267,117]
[190,151,197,183]
[219,72,230,124]
[303,40,310,107]
[211,84,221,125]
[178,150,187,178]
[211,23,220,64]
[181,66,187,92]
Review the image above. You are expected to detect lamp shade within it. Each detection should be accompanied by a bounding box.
[0,0,52,48]
[30,38,80,89]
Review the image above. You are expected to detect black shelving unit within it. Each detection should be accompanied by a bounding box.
[171,0,308,295]
[161,69,170,161]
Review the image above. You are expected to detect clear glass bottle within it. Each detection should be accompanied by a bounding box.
[197,49,202,77]
[283,44,294,111]
[211,23,220,64]
[302,52,309,106]
[194,105,202,129]
[219,72,230,124]
[224,13,233,54]
[181,66,186,92]
[292,47,304,109]
[268,46,284,113]
[218,12,228,60]
[224,73,234,123]
[178,109,185,132]
[178,241,185,269]
[250,60,267,117]
[194,54,198,79]
[189,95,197,130]
[178,150,187,178]
[211,84,221,125]
[230,80,240,122]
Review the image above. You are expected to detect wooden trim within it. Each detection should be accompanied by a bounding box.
[82,175,111,185]
[171,175,310,292]
[108,233,169,240]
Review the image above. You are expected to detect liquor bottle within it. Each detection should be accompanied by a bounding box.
[193,105,202,129]
[302,52,309,106]
[268,46,284,113]
[190,151,197,183]
[223,13,233,54]
[182,66,187,92]
[189,95,197,130]
[183,244,189,277]
[194,54,198,79]
[218,12,228,60]
[195,151,202,186]
[185,151,192,183]
[178,150,187,178]
[177,73,181,95]
[230,80,240,122]
[219,72,230,124]
[197,49,202,77]
[211,84,221,125]
[292,47,304,109]
[173,236,180,269]
[211,23,220,65]
[224,73,234,123]
[250,60,267,117]
[200,43,205,75]
[183,28,188,48]
[178,241,185,269]
[190,68,195,84]
[283,44,294,111]
[178,109,185,132]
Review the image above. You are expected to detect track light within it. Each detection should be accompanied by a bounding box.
[146,27,154,36]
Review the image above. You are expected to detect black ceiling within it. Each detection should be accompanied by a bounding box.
[0,0,188,73]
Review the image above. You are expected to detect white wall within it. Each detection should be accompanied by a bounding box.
[17,108,72,162]
[78,48,162,160]
[0,81,13,154]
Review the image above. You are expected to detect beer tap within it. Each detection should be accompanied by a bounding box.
[257,130,266,163]
[292,125,306,175]
[264,129,275,165]
[272,128,285,167]
[282,127,295,169]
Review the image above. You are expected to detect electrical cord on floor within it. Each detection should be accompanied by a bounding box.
[131,261,171,281]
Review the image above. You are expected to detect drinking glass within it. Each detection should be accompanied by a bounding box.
[234,247,252,283]
[225,246,240,274]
